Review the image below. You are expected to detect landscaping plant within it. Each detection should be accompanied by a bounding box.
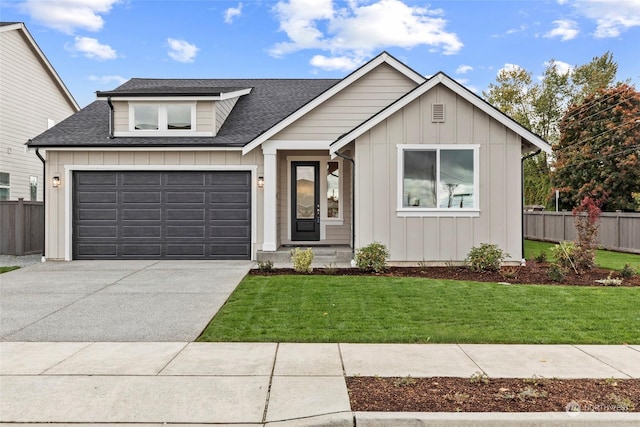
[572,196,602,271]
[291,247,314,273]
[354,242,389,273]
[466,243,508,272]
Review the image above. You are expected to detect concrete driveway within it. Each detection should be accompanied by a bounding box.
[0,260,252,342]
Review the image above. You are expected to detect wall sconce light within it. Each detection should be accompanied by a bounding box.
[257,176,264,188]
[52,175,61,188]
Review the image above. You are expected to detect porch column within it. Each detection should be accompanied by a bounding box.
[262,147,277,251]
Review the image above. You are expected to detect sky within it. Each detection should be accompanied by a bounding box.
[1,0,639,108]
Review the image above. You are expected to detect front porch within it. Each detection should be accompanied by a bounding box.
[256,244,354,266]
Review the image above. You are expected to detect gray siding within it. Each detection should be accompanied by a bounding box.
[274,63,418,141]
[354,84,523,262]
[216,97,239,133]
[0,27,77,201]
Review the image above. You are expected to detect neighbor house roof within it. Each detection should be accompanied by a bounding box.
[27,78,339,148]
[330,72,552,155]
[0,22,79,112]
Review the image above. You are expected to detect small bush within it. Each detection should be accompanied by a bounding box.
[257,259,274,273]
[620,263,636,279]
[547,263,566,282]
[550,242,576,270]
[466,243,508,272]
[534,251,547,263]
[499,265,520,279]
[354,242,389,273]
[291,247,314,273]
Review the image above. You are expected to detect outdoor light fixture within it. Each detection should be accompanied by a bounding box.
[52,175,61,188]
[258,176,264,188]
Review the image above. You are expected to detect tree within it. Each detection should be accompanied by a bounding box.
[552,84,640,211]
[571,52,618,106]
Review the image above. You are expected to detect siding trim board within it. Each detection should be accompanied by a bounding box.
[63,164,258,260]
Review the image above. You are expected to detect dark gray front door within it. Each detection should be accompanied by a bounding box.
[73,171,251,260]
[291,161,320,241]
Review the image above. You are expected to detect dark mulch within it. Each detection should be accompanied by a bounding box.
[251,262,640,287]
[347,376,640,412]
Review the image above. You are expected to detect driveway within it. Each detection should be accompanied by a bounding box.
[0,260,252,342]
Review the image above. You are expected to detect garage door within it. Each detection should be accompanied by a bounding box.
[73,171,251,260]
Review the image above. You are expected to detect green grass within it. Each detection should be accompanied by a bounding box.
[198,275,640,344]
[525,240,640,271]
[0,266,19,274]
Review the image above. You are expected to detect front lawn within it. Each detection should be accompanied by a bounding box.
[525,239,640,271]
[198,275,640,344]
[0,266,19,274]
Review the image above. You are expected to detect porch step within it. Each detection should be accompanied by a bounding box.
[256,246,353,265]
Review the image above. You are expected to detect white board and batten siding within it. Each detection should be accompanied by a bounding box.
[0,25,78,201]
[355,84,523,262]
[43,150,263,260]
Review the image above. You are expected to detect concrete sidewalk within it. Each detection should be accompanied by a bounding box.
[1,342,639,425]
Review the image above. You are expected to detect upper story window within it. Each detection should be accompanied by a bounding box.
[130,103,194,132]
[397,144,479,217]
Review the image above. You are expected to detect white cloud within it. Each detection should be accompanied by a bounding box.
[71,36,117,60]
[224,3,243,24]
[545,60,572,75]
[270,0,462,71]
[544,19,579,41]
[20,0,120,34]
[89,75,127,85]
[570,0,640,38]
[456,65,473,74]
[310,54,363,71]
[167,38,199,63]
[498,63,523,75]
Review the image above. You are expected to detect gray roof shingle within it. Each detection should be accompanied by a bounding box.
[28,78,339,148]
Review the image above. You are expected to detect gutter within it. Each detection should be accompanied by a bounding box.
[334,150,355,255]
[34,146,46,262]
[521,149,542,262]
[107,96,114,139]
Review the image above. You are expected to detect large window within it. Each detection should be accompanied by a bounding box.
[398,145,479,216]
[131,103,194,132]
[0,172,9,201]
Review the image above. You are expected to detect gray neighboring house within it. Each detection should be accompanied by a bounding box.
[0,22,79,201]
[27,52,551,262]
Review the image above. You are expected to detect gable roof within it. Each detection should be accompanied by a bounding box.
[27,78,338,148]
[0,22,79,112]
[330,72,551,155]
[241,51,426,155]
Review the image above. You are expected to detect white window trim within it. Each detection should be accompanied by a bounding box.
[118,102,213,137]
[397,144,480,218]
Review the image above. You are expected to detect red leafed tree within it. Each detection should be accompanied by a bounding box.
[552,84,640,211]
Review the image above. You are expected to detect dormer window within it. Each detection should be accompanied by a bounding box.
[130,103,195,133]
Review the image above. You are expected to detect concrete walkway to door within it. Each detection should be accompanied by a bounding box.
[0,260,252,342]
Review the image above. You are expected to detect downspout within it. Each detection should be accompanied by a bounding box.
[34,146,46,262]
[107,96,114,139]
[521,149,542,263]
[334,150,355,255]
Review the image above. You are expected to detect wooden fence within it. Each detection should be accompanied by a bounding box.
[0,199,44,255]
[524,211,640,254]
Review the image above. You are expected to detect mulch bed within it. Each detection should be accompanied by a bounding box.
[250,261,640,287]
[347,376,640,412]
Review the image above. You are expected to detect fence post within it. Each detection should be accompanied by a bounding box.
[15,198,24,256]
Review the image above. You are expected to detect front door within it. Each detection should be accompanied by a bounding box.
[291,161,320,241]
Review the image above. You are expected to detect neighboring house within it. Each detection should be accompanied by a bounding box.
[0,22,79,201]
[27,52,550,262]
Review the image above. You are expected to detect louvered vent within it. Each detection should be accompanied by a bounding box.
[432,103,445,123]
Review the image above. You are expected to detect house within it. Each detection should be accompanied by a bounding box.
[27,52,551,262]
[0,22,79,201]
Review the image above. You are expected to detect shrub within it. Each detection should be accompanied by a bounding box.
[466,243,508,272]
[534,251,547,263]
[547,263,566,282]
[291,247,314,273]
[354,242,389,273]
[620,263,636,279]
[257,259,274,273]
[550,241,576,271]
[572,196,602,271]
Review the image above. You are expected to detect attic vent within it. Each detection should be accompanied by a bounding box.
[432,103,445,123]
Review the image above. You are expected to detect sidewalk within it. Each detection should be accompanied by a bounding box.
[1,342,639,425]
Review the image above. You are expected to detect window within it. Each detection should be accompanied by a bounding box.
[0,172,9,201]
[327,161,339,218]
[131,103,194,132]
[398,145,479,216]
[30,176,38,201]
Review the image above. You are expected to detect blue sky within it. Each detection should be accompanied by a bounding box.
[2,0,639,107]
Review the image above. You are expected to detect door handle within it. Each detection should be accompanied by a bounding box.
[316,204,320,224]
